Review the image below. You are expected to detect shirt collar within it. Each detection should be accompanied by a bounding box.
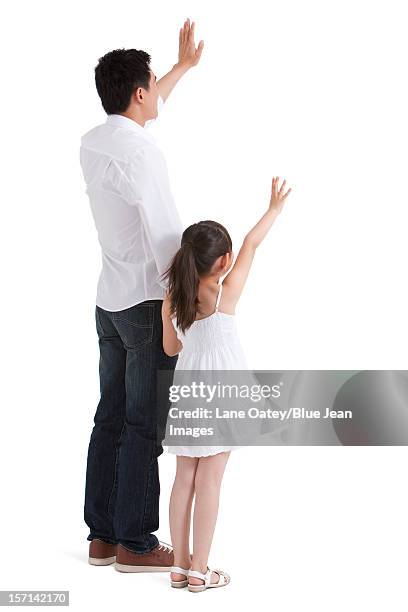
[105,114,155,142]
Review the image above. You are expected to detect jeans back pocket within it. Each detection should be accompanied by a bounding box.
[112,303,154,351]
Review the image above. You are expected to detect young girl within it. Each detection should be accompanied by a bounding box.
[160,176,292,592]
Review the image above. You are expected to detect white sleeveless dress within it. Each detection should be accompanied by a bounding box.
[165,280,249,457]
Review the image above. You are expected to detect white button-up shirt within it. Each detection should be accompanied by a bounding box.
[80,101,183,311]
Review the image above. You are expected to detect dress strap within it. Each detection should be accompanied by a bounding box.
[214,282,223,313]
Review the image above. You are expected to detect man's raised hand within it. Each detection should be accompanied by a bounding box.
[177,18,204,69]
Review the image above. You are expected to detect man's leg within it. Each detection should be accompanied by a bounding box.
[84,306,126,545]
[111,300,178,553]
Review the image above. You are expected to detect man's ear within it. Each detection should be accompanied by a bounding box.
[134,86,144,104]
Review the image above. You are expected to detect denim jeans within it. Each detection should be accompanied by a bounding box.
[84,300,178,553]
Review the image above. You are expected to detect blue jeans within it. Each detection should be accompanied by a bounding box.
[84,300,178,553]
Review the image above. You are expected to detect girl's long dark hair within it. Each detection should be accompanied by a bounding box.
[160,220,232,334]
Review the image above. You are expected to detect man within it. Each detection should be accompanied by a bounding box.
[79,19,204,572]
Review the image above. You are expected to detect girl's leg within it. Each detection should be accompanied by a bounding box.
[190,451,230,586]
[169,455,199,582]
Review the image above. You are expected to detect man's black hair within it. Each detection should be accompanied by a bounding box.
[94,48,151,115]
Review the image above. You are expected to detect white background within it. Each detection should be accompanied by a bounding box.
[1,0,407,610]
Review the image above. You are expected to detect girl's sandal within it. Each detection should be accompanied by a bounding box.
[170,566,190,588]
[187,567,231,592]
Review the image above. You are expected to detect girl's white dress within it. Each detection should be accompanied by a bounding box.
[166,280,251,457]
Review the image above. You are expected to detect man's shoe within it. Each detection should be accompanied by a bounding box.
[88,538,117,566]
[115,541,174,573]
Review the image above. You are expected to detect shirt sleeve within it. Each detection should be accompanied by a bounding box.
[111,144,183,288]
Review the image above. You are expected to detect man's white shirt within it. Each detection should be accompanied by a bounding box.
[80,98,183,311]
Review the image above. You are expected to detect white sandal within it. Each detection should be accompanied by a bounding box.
[188,567,231,592]
[170,566,190,588]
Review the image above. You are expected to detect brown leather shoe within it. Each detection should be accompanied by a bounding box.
[88,538,117,566]
[115,541,174,572]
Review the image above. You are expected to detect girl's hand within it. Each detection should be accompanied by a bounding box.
[269,176,292,215]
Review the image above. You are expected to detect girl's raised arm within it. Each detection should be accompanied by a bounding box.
[223,177,292,302]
